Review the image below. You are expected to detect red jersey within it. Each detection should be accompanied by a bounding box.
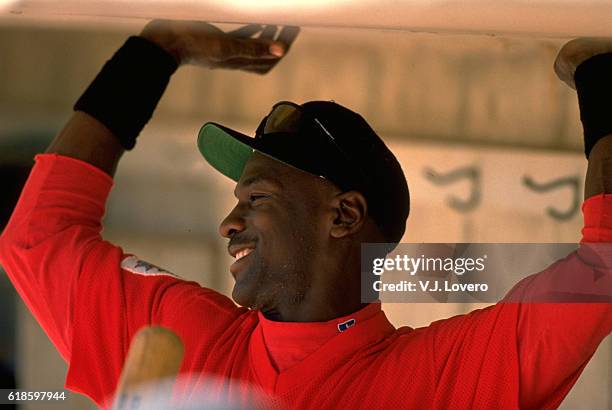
[0,153,610,409]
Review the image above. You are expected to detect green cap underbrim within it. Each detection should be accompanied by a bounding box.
[197,123,255,182]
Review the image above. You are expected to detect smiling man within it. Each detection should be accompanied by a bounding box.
[201,100,407,322]
[0,20,611,409]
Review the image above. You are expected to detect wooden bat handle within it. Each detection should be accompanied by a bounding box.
[112,326,184,410]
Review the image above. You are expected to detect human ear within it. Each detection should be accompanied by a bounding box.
[330,191,368,239]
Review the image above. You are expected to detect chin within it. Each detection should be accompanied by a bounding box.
[231,257,268,309]
[232,275,266,309]
[231,285,253,308]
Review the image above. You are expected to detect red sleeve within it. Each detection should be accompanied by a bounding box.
[0,154,245,406]
[0,153,110,361]
[429,195,612,409]
[514,195,612,408]
[581,193,612,242]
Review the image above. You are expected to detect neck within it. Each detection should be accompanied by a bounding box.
[262,244,365,322]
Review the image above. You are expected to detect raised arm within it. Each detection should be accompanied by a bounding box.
[507,39,612,407]
[46,20,288,176]
[0,21,296,403]
[423,39,612,410]
[554,37,612,199]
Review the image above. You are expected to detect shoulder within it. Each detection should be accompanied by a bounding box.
[384,303,520,354]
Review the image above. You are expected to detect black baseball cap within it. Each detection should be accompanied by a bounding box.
[197,100,410,243]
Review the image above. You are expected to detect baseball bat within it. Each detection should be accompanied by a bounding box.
[112,326,184,410]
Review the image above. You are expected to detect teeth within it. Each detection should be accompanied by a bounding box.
[235,248,254,259]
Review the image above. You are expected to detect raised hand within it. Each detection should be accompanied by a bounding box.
[140,20,300,75]
[554,37,612,89]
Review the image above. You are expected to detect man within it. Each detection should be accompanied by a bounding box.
[0,19,610,409]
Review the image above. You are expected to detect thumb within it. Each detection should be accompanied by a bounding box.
[232,38,285,59]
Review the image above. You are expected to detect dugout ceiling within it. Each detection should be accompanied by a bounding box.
[2,0,612,38]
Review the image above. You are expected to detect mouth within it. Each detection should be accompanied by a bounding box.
[235,248,254,259]
[229,245,256,277]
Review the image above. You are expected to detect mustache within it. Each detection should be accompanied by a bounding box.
[228,235,258,251]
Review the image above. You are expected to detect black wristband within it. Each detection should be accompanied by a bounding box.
[575,52,612,158]
[74,36,179,150]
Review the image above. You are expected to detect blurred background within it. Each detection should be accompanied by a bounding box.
[0,1,611,408]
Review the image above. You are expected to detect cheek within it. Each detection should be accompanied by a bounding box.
[249,208,293,255]
[285,201,327,252]
[253,206,315,257]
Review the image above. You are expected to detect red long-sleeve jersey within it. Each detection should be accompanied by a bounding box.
[0,153,610,409]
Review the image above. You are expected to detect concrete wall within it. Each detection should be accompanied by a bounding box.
[0,22,581,151]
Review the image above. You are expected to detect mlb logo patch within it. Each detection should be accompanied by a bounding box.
[337,318,356,332]
[120,255,179,278]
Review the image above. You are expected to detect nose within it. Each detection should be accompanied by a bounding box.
[219,203,246,238]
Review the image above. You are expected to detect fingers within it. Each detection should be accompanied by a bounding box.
[227,25,300,59]
[211,25,300,74]
[227,24,263,38]
[230,38,286,59]
[258,26,300,72]
[276,26,300,51]
[228,24,281,41]
[258,25,279,41]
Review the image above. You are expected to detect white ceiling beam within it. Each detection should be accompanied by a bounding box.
[2,0,612,38]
